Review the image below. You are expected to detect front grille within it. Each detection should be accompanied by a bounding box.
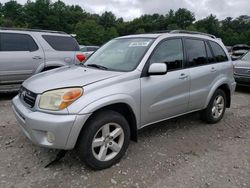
[19,86,37,108]
[234,68,250,76]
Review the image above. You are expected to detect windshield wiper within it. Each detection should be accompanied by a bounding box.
[86,64,108,70]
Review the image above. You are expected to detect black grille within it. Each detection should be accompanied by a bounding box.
[19,86,37,108]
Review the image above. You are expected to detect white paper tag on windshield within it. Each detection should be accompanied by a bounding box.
[129,41,150,47]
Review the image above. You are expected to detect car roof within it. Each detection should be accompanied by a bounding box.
[0,27,70,37]
[117,30,219,41]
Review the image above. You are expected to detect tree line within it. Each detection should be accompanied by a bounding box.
[0,0,250,46]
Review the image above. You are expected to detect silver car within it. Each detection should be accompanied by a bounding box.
[234,50,250,86]
[80,45,99,59]
[0,28,85,92]
[12,31,236,170]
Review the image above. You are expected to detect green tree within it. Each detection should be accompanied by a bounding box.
[75,20,105,45]
[104,27,119,42]
[99,11,116,28]
[1,0,250,46]
[135,28,145,34]
[174,8,195,29]
[2,0,25,26]
[24,0,51,29]
[195,14,220,35]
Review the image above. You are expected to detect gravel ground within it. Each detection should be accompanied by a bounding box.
[0,87,250,188]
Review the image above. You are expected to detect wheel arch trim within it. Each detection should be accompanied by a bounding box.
[205,79,232,108]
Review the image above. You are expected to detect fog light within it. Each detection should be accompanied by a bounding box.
[46,132,55,143]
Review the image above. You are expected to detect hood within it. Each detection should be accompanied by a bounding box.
[234,60,250,68]
[23,65,123,93]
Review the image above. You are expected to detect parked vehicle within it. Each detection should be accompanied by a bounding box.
[234,51,250,86]
[0,27,85,92]
[80,45,99,58]
[12,30,236,170]
[231,44,250,60]
[226,46,232,56]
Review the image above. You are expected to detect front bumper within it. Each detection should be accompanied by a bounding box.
[12,95,91,150]
[234,75,250,86]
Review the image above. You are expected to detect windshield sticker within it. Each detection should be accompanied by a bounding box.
[129,41,151,47]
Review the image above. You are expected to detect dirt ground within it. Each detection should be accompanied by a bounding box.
[0,87,250,188]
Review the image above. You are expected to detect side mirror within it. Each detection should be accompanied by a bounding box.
[148,63,167,75]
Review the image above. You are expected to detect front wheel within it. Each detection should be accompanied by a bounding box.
[77,110,130,170]
[201,89,226,124]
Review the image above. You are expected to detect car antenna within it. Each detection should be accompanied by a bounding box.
[44,150,68,168]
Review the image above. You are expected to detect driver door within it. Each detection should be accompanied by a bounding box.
[140,38,190,126]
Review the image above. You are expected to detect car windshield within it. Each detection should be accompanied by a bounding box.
[241,51,250,61]
[84,38,154,72]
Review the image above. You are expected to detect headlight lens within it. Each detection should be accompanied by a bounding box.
[39,88,83,110]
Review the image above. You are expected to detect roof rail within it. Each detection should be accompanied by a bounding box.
[170,30,217,39]
[0,27,67,34]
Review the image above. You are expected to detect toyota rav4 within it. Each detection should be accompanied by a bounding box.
[12,30,236,170]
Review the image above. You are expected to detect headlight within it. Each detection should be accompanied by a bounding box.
[39,88,83,110]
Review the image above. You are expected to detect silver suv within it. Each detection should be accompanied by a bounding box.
[12,31,236,170]
[0,28,84,92]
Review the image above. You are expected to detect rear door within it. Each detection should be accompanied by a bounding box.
[185,38,220,111]
[41,35,81,65]
[0,32,44,85]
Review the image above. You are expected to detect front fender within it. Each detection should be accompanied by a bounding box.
[66,94,140,149]
[78,94,140,127]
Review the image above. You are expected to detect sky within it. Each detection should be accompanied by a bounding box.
[1,0,250,21]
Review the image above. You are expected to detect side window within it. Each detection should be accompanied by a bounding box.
[80,47,87,52]
[209,41,228,62]
[42,35,80,51]
[0,33,38,52]
[185,39,207,67]
[89,47,98,51]
[205,42,215,63]
[149,39,183,71]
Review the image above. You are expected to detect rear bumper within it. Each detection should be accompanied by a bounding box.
[12,95,91,150]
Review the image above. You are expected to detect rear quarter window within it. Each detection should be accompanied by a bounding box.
[42,35,80,51]
[209,41,228,62]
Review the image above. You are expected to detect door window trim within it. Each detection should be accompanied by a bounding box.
[183,37,210,69]
[141,37,186,77]
[0,32,39,52]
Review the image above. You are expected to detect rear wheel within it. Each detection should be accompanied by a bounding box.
[201,89,226,124]
[77,110,130,170]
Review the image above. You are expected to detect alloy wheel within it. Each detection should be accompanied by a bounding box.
[91,123,125,161]
[212,95,225,119]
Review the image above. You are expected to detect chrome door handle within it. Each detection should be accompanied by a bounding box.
[179,73,188,79]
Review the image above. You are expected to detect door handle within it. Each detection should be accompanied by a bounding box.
[32,56,42,60]
[179,73,188,80]
[211,67,216,73]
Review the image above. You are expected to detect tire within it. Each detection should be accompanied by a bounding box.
[201,89,226,124]
[77,110,130,170]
